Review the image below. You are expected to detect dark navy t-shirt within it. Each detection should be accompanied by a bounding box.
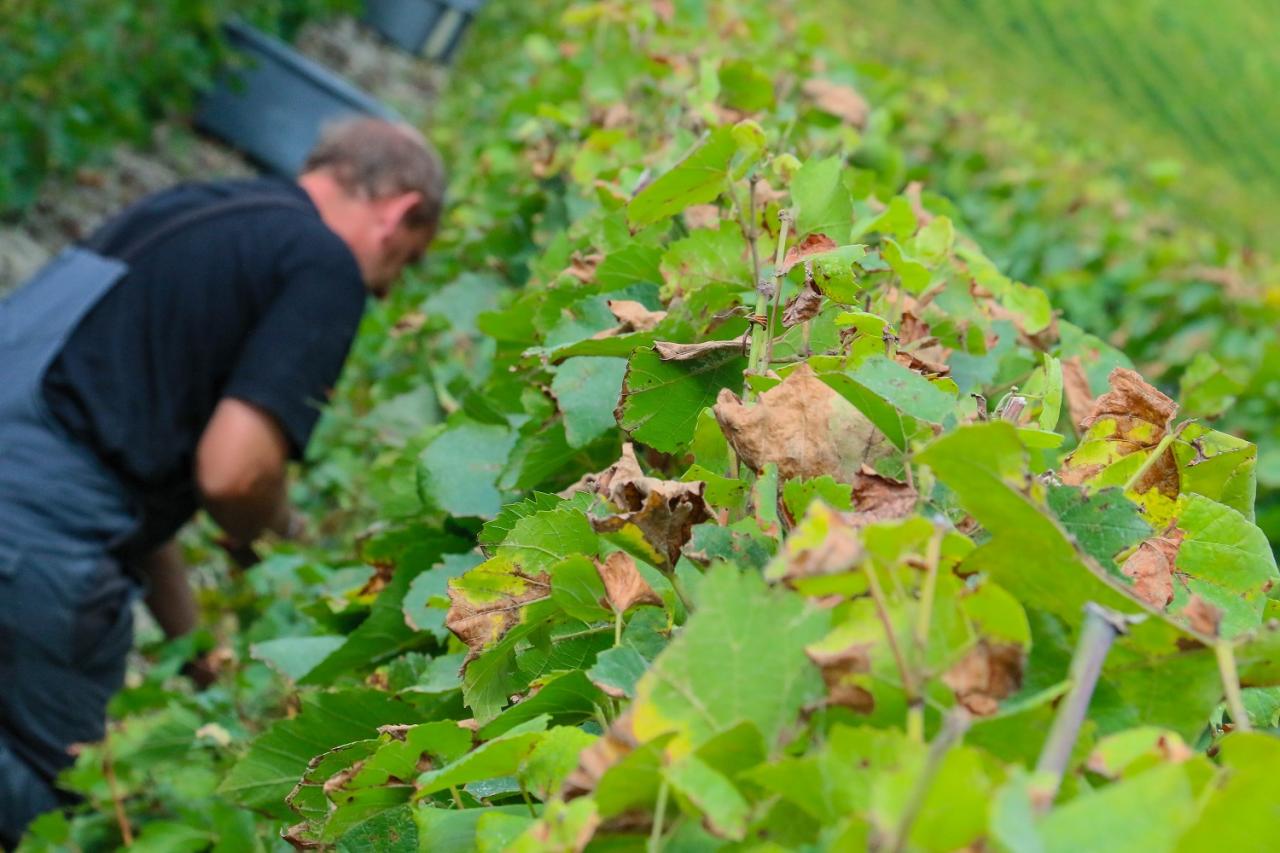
[41,177,366,553]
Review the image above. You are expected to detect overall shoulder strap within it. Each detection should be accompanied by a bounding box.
[86,193,316,264]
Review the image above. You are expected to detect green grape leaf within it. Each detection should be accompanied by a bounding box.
[618,346,747,453]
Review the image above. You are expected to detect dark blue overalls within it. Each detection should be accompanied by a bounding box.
[0,248,143,842]
[0,195,308,843]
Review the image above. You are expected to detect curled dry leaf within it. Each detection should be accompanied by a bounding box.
[893,310,951,376]
[1182,594,1222,638]
[566,251,605,283]
[782,233,837,272]
[801,78,870,127]
[903,181,935,227]
[653,338,746,361]
[596,551,663,613]
[1061,356,1095,431]
[445,570,551,662]
[782,278,824,327]
[714,363,889,483]
[605,300,668,333]
[1060,367,1180,497]
[683,203,721,230]
[1120,529,1183,608]
[806,642,874,713]
[563,708,637,800]
[851,464,918,524]
[588,443,711,566]
[942,640,1025,716]
[781,508,865,583]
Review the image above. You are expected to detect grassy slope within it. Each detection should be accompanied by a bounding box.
[853,0,1280,248]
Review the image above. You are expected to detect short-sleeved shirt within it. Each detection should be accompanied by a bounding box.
[41,177,366,554]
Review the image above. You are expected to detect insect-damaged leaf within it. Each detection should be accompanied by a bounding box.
[714,363,891,483]
[630,565,830,756]
[618,346,747,453]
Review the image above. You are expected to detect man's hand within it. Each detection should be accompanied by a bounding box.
[138,540,198,640]
[195,398,292,546]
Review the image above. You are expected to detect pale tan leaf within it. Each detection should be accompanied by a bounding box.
[595,551,663,613]
[1061,356,1094,430]
[1120,530,1183,608]
[806,642,874,712]
[782,280,823,327]
[782,233,837,272]
[607,300,667,332]
[683,204,721,230]
[714,363,890,483]
[653,338,745,361]
[850,464,918,524]
[1182,594,1222,638]
[801,78,870,127]
[942,640,1024,716]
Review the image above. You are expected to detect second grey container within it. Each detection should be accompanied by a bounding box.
[363,0,483,61]
[195,20,401,177]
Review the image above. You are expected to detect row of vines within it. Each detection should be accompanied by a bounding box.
[20,0,1280,850]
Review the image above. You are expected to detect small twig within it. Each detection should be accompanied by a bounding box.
[1216,640,1252,733]
[883,708,972,853]
[864,561,922,740]
[614,609,624,647]
[648,778,670,853]
[913,526,945,653]
[1034,603,1128,807]
[450,785,464,810]
[761,209,793,371]
[103,733,134,846]
[519,779,538,818]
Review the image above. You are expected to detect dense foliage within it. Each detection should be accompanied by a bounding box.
[16,0,1280,850]
[0,0,353,211]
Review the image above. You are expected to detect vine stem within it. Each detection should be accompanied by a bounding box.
[760,209,793,371]
[883,708,971,853]
[913,526,945,653]
[1121,424,1182,493]
[1216,640,1252,733]
[1034,603,1127,808]
[746,210,791,399]
[103,732,134,846]
[614,609,624,647]
[648,779,670,853]
[864,560,922,741]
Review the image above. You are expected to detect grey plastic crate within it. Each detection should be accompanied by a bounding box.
[195,20,402,177]
[363,0,483,62]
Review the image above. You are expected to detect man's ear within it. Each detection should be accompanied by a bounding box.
[378,191,423,237]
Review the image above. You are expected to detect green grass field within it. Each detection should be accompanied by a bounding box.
[856,0,1280,243]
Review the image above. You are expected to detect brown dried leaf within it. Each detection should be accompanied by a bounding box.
[1080,367,1178,435]
[654,338,746,361]
[390,311,426,337]
[714,363,890,483]
[445,570,552,662]
[780,509,866,583]
[1061,356,1094,431]
[801,78,870,127]
[942,641,1025,716]
[903,181,935,227]
[566,251,605,283]
[563,709,637,800]
[782,233,837,272]
[753,179,788,207]
[782,280,824,327]
[607,299,667,332]
[806,642,874,712]
[1182,594,1222,638]
[683,204,721,230]
[850,464,918,524]
[596,551,663,613]
[1060,368,1181,497]
[1120,530,1183,608]
[588,444,711,566]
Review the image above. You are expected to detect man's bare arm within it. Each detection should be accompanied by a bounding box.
[195,398,294,545]
[139,540,197,639]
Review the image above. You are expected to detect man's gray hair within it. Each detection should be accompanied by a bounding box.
[303,117,446,232]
